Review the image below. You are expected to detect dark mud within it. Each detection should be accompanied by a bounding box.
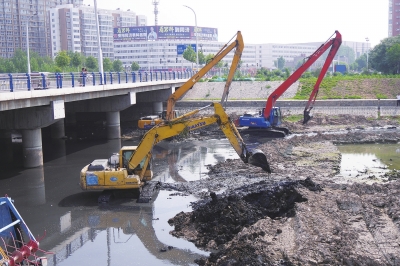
[159,114,400,266]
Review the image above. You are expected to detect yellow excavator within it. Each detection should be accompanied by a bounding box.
[80,102,270,203]
[138,31,244,129]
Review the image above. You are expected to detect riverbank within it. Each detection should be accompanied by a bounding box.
[162,114,400,265]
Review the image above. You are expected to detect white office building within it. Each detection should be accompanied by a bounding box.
[49,4,146,59]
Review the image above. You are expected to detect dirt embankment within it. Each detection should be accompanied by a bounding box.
[164,115,400,266]
[182,79,400,101]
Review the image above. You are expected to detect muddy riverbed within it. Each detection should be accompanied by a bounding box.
[132,114,400,266]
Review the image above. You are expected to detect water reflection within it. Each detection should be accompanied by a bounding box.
[337,143,400,182]
[156,139,240,183]
[1,138,237,265]
[54,204,204,266]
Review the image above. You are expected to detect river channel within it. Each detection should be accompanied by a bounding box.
[1,136,399,265]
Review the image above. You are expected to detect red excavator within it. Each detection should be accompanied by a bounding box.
[238,30,342,136]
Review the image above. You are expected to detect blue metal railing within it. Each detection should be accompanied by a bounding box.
[0,70,194,92]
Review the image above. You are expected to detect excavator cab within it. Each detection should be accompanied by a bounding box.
[119,146,153,180]
[261,107,282,126]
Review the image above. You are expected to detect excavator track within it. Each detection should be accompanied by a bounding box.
[239,128,287,138]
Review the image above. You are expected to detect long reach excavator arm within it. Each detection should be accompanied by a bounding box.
[165,31,244,120]
[263,30,342,123]
[132,102,270,174]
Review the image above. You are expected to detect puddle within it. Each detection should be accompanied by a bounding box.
[336,143,400,183]
[157,139,241,183]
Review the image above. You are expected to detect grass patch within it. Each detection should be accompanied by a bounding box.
[283,114,303,122]
[344,95,362,99]
[376,93,388,99]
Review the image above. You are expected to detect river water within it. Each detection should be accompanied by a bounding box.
[0,137,244,266]
[1,136,399,266]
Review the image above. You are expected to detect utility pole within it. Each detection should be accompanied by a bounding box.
[26,13,37,74]
[94,0,103,79]
[183,5,198,71]
[365,37,369,72]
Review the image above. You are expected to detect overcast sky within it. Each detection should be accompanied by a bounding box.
[87,0,389,47]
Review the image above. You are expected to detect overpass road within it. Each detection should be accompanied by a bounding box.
[0,71,188,168]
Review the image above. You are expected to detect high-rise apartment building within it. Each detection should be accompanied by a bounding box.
[49,4,146,59]
[389,0,393,37]
[389,0,400,37]
[0,0,60,58]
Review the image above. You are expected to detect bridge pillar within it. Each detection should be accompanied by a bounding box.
[106,111,121,139]
[22,128,43,168]
[51,119,65,139]
[153,102,163,114]
[0,130,14,168]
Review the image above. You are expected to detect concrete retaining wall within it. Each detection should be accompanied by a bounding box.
[174,99,399,118]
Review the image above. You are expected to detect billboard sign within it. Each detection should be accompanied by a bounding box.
[114,26,218,42]
[177,44,197,55]
[113,27,148,42]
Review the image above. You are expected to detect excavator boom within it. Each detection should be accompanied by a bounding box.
[263,31,342,120]
[303,31,342,123]
[166,31,244,120]
[130,102,270,173]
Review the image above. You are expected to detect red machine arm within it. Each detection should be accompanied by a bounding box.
[263,30,342,120]
[303,31,342,123]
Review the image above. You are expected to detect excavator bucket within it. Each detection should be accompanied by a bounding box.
[248,149,271,173]
[303,110,312,124]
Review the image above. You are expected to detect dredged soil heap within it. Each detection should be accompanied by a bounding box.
[165,114,400,266]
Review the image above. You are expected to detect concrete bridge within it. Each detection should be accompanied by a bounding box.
[0,71,189,168]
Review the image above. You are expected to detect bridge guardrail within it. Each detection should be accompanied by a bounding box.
[0,70,194,92]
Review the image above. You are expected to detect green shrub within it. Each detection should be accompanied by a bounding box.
[376,93,388,99]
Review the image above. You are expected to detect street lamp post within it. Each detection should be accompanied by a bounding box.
[26,13,37,74]
[365,37,369,72]
[183,5,198,70]
[94,0,104,78]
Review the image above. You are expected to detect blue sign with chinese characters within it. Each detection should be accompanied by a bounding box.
[177,44,197,55]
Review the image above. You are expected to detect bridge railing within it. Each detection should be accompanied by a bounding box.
[0,70,194,92]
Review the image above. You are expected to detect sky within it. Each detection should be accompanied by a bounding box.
[86,0,389,47]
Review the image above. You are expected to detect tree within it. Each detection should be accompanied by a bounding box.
[337,46,356,64]
[131,61,140,71]
[205,54,223,68]
[55,50,70,71]
[386,43,400,74]
[4,61,16,73]
[86,56,98,71]
[354,54,367,72]
[112,59,123,72]
[276,56,285,70]
[198,50,206,65]
[71,52,82,70]
[205,53,213,64]
[183,46,196,63]
[30,57,39,72]
[369,35,400,74]
[103,58,113,72]
[11,49,28,73]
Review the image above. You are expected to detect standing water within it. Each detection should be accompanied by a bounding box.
[0,137,241,265]
[337,143,400,183]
